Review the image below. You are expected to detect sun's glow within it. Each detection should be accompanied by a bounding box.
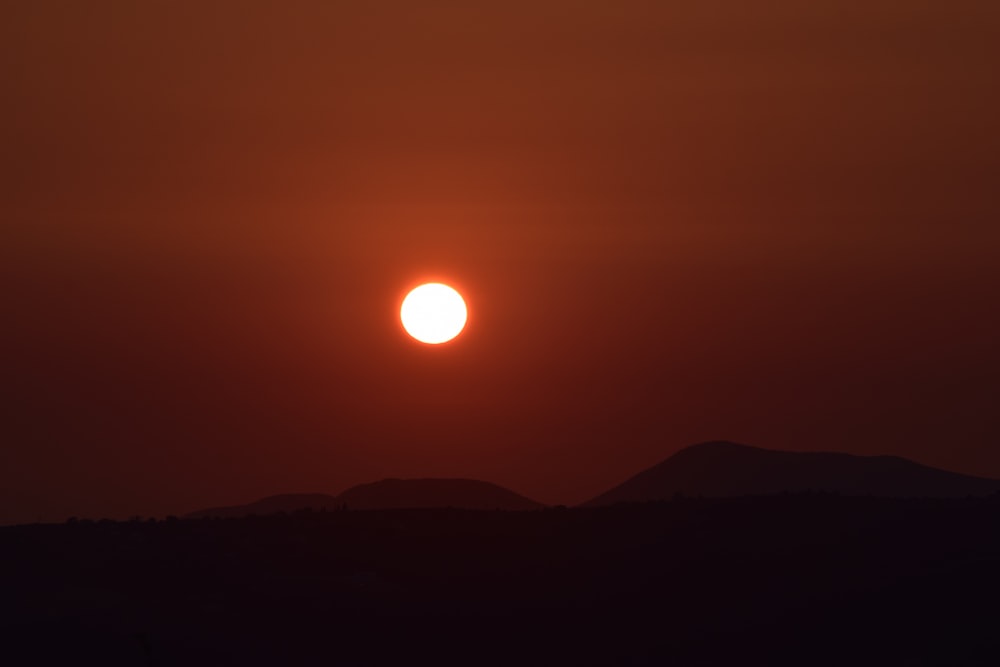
[400,283,468,344]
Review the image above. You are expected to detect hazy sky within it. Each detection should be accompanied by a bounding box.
[2,1,999,523]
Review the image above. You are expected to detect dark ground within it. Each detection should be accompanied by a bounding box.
[3,495,1000,666]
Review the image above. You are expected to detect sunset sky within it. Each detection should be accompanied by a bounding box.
[3,1,998,524]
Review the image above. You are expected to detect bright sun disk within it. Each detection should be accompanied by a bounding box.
[400,283,468,344]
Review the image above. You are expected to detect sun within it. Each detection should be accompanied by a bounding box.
[400,283,468,345]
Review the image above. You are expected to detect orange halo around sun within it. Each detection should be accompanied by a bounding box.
[400,283,468,344]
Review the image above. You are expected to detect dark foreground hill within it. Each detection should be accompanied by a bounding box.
[584,441,1000,506]
[187,478,542,518]
[4,496,1000,666]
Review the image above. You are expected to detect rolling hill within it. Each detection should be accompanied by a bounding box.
[336,478,543,511]
[187,478,543,518]
[186,493,342,519]
[583,441,1000,506]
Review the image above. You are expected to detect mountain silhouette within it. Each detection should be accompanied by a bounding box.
[583,441,1000,506]
[336,478,543,511]
[187,479,543,518]
[186,493,342,519]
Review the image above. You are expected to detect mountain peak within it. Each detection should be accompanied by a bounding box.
[583,442,1000,506]
[681,440,760,453]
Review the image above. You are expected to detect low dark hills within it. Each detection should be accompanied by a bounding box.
[186,493,342,519]
[186,479,543,518]
[337,478,543,511]
[583,441,1000,506]
[186,442,1000,518]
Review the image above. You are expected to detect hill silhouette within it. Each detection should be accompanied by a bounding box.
[584,441,1000,506]
[186,478,543,518]
[186,493,341,519]
[336,478,544,511]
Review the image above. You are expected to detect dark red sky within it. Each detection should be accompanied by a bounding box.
[2,1,998,523]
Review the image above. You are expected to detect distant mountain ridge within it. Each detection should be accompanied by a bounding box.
[336,478,543,511]
[186,478,543,518]
[187,442,1000,518]
[186,494,343,519]
[583,441,1000,506]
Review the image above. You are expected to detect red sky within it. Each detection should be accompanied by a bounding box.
[2,1,999,523]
